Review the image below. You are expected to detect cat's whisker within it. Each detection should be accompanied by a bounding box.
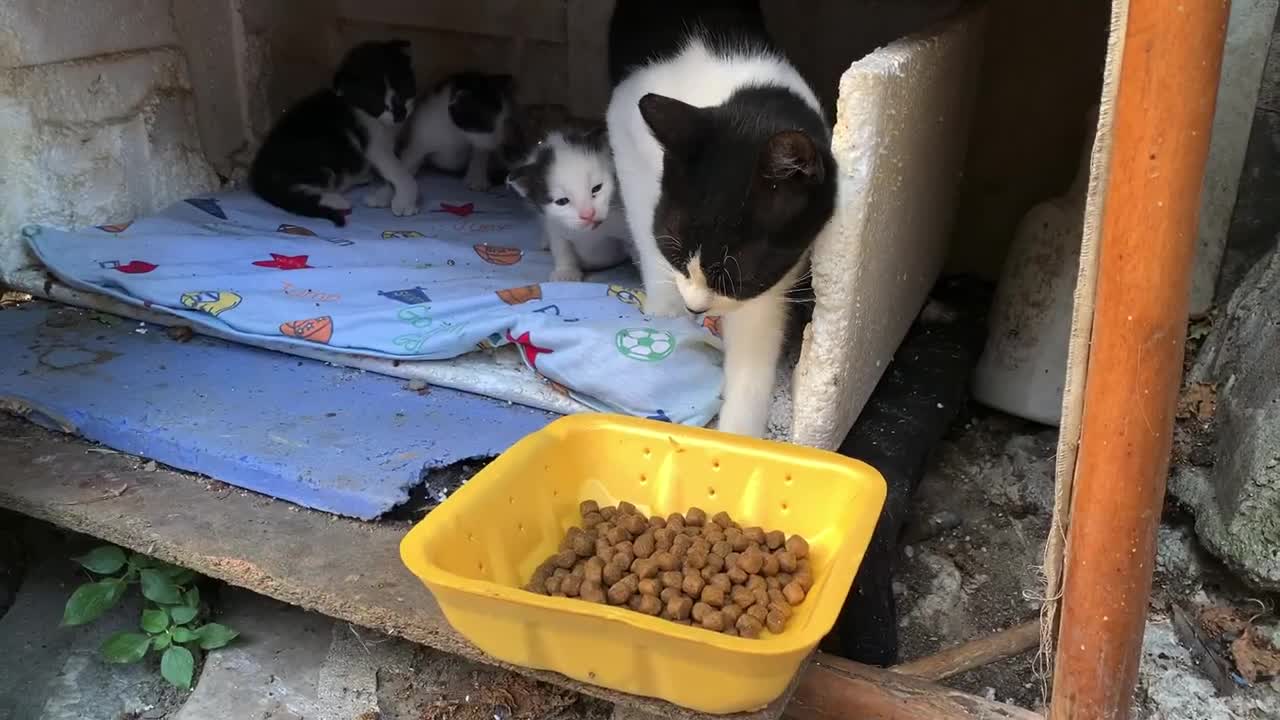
[726,254,743,294]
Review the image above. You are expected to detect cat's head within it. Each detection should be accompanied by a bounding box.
[507,127,614,231]
[333,40,416,127]
[639,91,836,314]
[443,72,516,137]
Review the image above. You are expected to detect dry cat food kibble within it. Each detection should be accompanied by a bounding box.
[524,500,813,638]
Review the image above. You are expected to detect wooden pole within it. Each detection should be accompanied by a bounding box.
[1049,2,1229,719]
[893,620,1041,682]
[785,653,1043,720]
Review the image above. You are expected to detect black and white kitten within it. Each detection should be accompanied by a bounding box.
[606,0,837,437]
[507,126,631,282]
[366,72,514,208]
[250,40,419,226]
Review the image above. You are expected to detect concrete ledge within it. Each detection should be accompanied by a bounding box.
[0,415,793,720]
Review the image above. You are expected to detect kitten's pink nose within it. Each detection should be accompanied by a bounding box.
[578,208,596,223]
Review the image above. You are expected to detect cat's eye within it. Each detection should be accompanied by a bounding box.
[554,197,570,206]
[591,183,603,195]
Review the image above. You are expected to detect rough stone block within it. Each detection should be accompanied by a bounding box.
[1170,245,1280,591]
[0,49,219,283]
[1190,0,1280,317]
[0,0,177,68]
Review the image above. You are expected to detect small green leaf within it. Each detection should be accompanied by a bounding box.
[140,569,182,605]
[169,569,197,586]
[160,646,194,689]
[152,633,172,650]
[128,552,156,569]
[141,608,170,633]
[169,605,198,626]
[100,631,151,663]
[193,623,239,650]
[73,546,127,575]
[183,587,200,609]
[62,578,126,626]
[171,626,196,644]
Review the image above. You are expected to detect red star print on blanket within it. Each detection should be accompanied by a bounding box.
[437,202,475,217]
[252,253,313,270]
[506,330,553,369]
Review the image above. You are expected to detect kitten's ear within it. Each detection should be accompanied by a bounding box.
[638,94,705,157]
[506,165,533,198]
[760,130,824,184]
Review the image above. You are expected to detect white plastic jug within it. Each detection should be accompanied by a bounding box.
[972,106,1098,426]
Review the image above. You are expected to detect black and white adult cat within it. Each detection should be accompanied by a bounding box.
[250,40,418,226]
[606,0,837,437]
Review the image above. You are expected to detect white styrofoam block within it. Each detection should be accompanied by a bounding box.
[791,7,985,450]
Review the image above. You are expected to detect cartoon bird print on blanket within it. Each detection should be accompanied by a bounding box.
[180,290,242,317]
[607,285,646,314]
[279,316,334,344]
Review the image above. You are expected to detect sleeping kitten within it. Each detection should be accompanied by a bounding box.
[366,72,514,208]
[606,0,838,437]
[250,40,418,226]
[507,126,631,282]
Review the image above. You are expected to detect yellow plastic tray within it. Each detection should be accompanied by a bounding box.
[400,414,886,714]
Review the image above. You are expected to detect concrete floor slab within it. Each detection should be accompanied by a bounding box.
[173,589,335,720]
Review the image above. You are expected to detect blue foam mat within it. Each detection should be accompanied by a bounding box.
[0,301,556,519]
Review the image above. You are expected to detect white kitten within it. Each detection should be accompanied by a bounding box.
[507,128,631,282]
[366,72,514,209]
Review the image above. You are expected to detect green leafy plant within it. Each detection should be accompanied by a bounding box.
[61,545,239,689]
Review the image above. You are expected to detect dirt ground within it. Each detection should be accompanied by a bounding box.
[896,403,1280,717]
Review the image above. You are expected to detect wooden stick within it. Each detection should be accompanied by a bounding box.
[892,620,1041,682]
[1049,1,1229,719]
[786,653,1043,720]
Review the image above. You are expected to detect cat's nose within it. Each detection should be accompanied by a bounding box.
[578,208,596,222]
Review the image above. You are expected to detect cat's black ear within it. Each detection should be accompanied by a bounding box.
[639,94,705,157]
[490,74,517,95]
[584,125,608,147]
[506,164,533,198]
[761,130,824,184]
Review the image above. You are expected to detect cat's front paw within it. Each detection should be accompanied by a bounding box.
[391,190,420,217]
[364,185,393,208]
[715,403,769,438]
[644,289,687,318]
[551,266,584,283]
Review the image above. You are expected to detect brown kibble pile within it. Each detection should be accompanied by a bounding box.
[524,500,813,639]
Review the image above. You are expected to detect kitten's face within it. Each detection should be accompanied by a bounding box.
[446,73,515,135]
[508,129,614,231]
[334,40,416,127]
[639,93,836,314]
